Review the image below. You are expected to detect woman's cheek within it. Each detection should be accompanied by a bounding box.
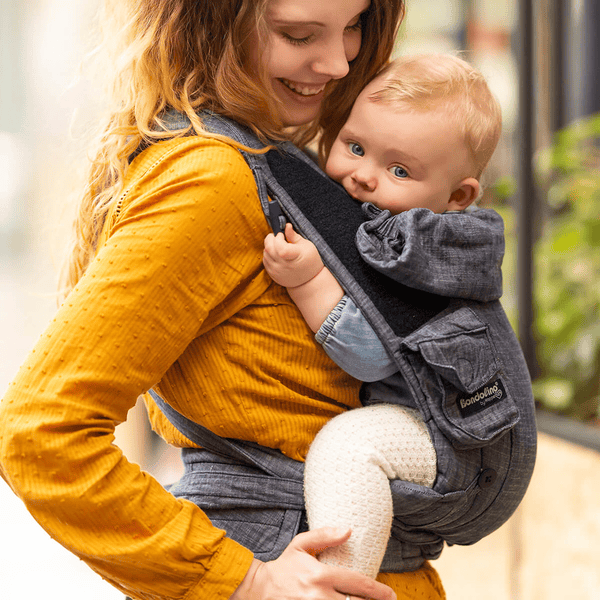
[344,32,362,63]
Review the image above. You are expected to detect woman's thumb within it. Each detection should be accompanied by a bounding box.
[291,527,352,557]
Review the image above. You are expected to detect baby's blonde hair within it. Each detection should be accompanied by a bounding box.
[369,53,502,178]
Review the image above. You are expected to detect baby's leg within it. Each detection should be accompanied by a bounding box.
[304,404,436,578]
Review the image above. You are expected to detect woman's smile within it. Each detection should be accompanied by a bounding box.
[279,78,327,97]
[250,0,370,126]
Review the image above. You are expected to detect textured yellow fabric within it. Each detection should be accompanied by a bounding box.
[96,138,363,459]
[378,564,447,600]
[0,135,444,599]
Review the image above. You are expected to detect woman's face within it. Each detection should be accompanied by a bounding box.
[251,0,371,127]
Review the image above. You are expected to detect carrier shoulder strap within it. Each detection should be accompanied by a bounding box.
[194,112,449,350]
[155,110,289,234]
[146,110,447,475]
[147,389,303,479]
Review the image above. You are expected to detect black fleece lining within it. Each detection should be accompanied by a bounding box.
[266,150,449,338]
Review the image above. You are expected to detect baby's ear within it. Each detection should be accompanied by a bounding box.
[447,177,480,211]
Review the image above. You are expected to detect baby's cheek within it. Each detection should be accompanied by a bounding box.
[324,156,345,186]
[324,157,335,179]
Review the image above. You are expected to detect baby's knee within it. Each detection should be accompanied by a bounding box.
[308,407,384,464]
[307,404,436,485]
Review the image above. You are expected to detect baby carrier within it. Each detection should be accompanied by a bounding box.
[146,111,537,572]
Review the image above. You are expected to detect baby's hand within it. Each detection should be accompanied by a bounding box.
[263,223,324,288]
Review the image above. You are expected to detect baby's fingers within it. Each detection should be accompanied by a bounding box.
[263,232,280,252]
[264,232,285,259]
[284,222,302,244]
[273,235,303,261]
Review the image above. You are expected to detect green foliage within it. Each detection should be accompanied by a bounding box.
[490,175,516,203]
[533,114,600,420]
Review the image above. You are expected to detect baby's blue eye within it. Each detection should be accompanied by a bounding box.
[390,166,408,178]
[348,142,364,156]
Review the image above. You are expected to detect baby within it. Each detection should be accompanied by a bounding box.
[263,53,503,577]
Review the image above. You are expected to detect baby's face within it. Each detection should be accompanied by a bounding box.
[325,83,473,215]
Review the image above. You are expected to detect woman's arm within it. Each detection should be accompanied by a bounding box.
[0,138,264,600]
[0,137,397,600]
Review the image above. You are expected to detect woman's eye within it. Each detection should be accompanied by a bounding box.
[345,21,362,33]
[345,12,365,33]
[348,142,365,156]
[390,166,408,178]
[281,32,313,46]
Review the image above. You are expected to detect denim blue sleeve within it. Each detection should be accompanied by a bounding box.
[315,296,398,382]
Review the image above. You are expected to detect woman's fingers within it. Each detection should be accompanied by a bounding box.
[329,566,397,600]
[230,527,396,600]
[290,526,352,557]
[287,528,397,600]
[291,529,396,600]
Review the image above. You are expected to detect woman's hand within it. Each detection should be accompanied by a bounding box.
[263,223,324,288]
[230,527,397,600]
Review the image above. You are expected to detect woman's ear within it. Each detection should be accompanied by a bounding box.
[447,177,480,211]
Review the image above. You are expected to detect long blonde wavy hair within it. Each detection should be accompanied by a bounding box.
[61,0,405,297]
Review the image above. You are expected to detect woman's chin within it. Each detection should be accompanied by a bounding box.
[275,79,324,126]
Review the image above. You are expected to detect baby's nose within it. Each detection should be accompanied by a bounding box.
[352,168,377,191]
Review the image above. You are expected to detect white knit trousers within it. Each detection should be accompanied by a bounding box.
[304,404,437,578]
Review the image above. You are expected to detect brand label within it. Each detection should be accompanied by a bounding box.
[457,378,506,417]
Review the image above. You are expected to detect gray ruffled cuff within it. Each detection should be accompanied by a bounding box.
[356,205,505,302]
[315,295,348,345]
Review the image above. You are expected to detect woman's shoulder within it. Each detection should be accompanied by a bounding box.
[121,134,259,215]
[100,135,265,246]
[128,134,253,186]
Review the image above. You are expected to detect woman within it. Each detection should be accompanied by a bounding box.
[0,1,445,598]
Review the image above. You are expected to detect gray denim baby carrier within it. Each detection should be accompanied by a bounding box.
[147,111,537,572]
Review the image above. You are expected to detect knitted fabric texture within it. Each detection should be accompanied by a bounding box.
[304,404,436,578]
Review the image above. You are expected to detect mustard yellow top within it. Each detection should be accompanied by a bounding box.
[0,136,444,600]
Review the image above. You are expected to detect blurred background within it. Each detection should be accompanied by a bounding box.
[1,0,599,598]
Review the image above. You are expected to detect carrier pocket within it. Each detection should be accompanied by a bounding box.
[402,307,520,449]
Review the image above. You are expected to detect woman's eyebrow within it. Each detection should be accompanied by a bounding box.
[269,6,368,29]
[270,18,326,27]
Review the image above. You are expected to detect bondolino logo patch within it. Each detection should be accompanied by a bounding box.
[457,378,507,417]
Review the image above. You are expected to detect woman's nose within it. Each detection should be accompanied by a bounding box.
[311,37,351,80]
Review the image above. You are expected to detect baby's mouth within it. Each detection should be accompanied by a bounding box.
[280,79,326,97]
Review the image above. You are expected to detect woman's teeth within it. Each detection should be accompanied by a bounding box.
[280,79,326,96]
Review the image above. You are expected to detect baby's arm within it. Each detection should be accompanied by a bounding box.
[263,223,344,332]
[263,223,397,381]
[317,296,397,382]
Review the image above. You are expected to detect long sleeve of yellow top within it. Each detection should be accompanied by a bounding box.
[0,136,445,600]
